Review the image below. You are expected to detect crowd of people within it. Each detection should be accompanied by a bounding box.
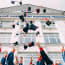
[0,42,64,65]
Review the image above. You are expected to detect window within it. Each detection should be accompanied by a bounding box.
[44,33,61,44]
[0,33,11,43]
[18,52,38,65]
[48,52,64,64]
[2,21,13,28]
[41,21,55,29]
[20,33,36,44]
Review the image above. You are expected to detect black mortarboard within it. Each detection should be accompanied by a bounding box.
[43,9,46,13]
[30,21,33,24]
[19,1,22,5]
[30,24,37,31]
[19,15,24,22]
[24,44,28,50]
[36,9,40,14]
[12,25,15,28]
[28,7,31,11]
[23,23,29,33]
[46,20,51,26]
[11,1,15,4]
[13,41,18,46]
[16,33,19,35]
[29,42,35,47]
[36,31,40,36]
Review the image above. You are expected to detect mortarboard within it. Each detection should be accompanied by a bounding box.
[24,44,28,50]
[28,7,31,11]
[30,24,38,31]
[13,41,19,46]
[12,25,15,28]
[36,31,40,36]
[19,2,22,5]
[46,20,51,26]
[11,1,15,4]
[29,42,35,47]
[43,9,46,13]
[19,15,24,22]
[23,23,29,33]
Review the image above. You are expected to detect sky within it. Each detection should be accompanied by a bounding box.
[0,0,65,11]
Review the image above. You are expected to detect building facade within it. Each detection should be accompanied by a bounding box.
[0,4,65,65]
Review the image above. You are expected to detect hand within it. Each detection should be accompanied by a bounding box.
[36,42,41,48]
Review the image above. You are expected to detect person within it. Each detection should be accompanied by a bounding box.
[15,56,19,65]
[36,42,53,65]
[37,52,45,65]
[30,57,33,65]
[0,51,7,65]
[6,48,15,65]
[19,57,23,65]
[55,60,63,65]
[62,45,65,62]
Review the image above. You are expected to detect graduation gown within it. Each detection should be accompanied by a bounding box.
[37,58,45,65]
[39,47,53,65]
[1,57,6,65]
[62,51,65,62]
[6,52,14,65]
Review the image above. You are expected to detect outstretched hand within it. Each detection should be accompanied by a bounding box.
[36,42,41,48]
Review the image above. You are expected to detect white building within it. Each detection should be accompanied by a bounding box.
[0,4,65,65]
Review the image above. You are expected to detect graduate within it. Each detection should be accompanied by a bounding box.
[6,48,15,65]
[62,45,65,62]
[36,42,53,65]
[30,57,33,65]
[37,52,45,65]
[0,51,7,65]
[15,56,19,65]
[19,57,23,65]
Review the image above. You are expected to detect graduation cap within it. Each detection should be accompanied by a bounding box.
[46,20,51,26]
[13,41,18,46]
[30,21,33,24]
[30,24,38,31]
[29,42,35,47]
[24,44,28,50]
[36,31,40,36]
[28,7,31,11]
[19,15,24,22]
[16,33,19,35]
[36,9,40,14]
[11,1,15,4]
[12,24,15,28]
[43,9,46,13]
[23,23,29,33]
[19,1,22,5]
[1,57,6,65]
